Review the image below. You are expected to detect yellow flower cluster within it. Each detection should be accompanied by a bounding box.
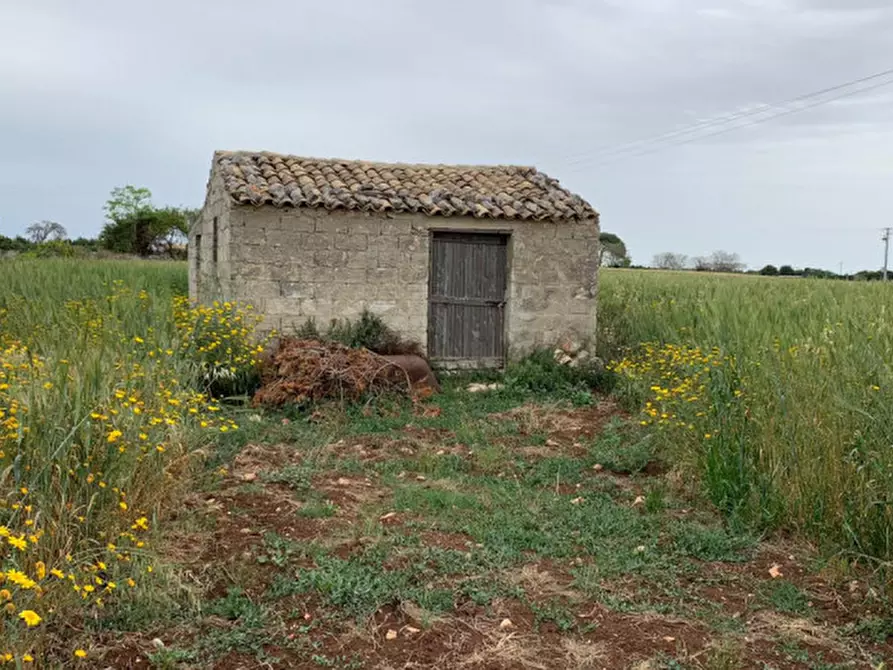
[173,297,270,378]
[610,342,738,435]
[0,286,266,663]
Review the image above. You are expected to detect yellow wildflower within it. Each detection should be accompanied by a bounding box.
[19,610,42,627]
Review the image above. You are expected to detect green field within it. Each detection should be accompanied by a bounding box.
[599,269,893,561]
[1,259,891,668]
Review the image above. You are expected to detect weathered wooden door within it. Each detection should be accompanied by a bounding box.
[428,232,508,367]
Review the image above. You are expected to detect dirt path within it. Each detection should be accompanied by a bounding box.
[100,391,892,669]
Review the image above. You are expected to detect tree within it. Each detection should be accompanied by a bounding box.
[691,251,745,273]
[709,250,745,273]
[25,220,67,243]
[104,185,153,223]
[100,186,191,257]
[599,232,631,267]
[652,252,688,270]
[779,265,797,276]
[693,256,712,272]
[759,264,779,276]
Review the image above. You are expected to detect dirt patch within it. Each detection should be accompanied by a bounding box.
[421,530,475,552]
[507,562,580,601]
[323,426,458,464]
[578,606,712,667]
[229,442,304,481]
[492,400,623,440]
[313,474,391,513]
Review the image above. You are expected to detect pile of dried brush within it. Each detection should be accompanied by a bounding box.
[253,338,412,406]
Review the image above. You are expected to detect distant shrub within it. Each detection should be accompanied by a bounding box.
[21,240,81,259]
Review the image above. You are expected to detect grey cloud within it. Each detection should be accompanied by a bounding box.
[1,0,890,272]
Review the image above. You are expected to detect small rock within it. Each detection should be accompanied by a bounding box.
[151,638,165,650]
[239,527,253,534]
[768,564,783,579]
[240,472,257,482]
[559,336,583,355]
[385,629,398,640]
[848,580,860,593]
[415,475,427,481]
[635,545,646,553]
[662,636,675,643]
[303,612,312,620]
[405,626,421,634]
[632,495,646,507]
[499,618,514,630]
[545,438,560,448]
[436,449,446,456]
[570,497,585,505]
[336,477,352,486]
[379,512,398,522]
[592,463,603,472]
[572,442,583,449]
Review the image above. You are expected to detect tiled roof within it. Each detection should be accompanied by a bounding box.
[214,151,596,222]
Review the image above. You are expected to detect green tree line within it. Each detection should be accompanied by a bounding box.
[0,186,196,259]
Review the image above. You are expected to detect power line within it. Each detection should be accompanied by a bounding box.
[573,75,893,169]
[564,66,893,165]
[560,66,893,170]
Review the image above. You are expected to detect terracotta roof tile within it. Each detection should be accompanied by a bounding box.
[214,151,596,222]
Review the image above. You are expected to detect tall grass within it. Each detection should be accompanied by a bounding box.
[599,269,893,563]
[0,259,262,663]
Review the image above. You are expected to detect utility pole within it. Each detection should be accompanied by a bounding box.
[884,228,891,281]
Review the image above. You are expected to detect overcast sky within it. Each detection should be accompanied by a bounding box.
[1,0,891,271]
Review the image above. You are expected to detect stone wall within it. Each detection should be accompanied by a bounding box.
[188,171,234,303]
[199,204,599,360]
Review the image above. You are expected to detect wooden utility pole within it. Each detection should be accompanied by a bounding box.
[884,228,891,281]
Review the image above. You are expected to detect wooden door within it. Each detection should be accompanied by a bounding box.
[428,232,508,367]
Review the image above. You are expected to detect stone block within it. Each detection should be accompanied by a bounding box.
[280,281,314,299]
[277,211,316,233]
[238,244,270,264]
[367,266,399,283]
[266,227,304,247]
[233,279,280,300]
[335,267,369,284]
[334,233,368,252]
[376,245,401,268]
[299,232,332,251]
[313,249,349,268]
[397,234,423,253]
[399,263,428,284]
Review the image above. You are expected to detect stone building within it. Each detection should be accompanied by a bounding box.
[190,151,599,367]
